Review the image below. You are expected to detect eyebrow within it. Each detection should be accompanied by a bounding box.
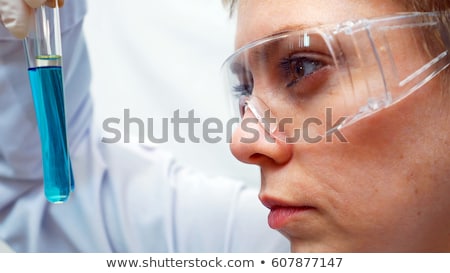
[232,22,324,68]
[267,23,316,37]
[238,23,314,48]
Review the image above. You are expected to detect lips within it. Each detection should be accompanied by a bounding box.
[267,206,315,229]
[260,195,316,229]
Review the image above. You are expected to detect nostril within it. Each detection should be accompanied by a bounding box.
[249,152,291,166]
[249,153,266,162]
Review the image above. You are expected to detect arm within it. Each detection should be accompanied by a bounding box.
[0,0,90,180]
[0,0,95,250]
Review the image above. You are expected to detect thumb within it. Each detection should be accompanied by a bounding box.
[27,0,65,8]
[44,0,65,8]
[0,0,35,39]
[23,0,47,9]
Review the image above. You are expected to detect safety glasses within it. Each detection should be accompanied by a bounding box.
[222,12,450,142]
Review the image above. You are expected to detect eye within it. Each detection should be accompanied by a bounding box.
[231,64,254,97]
[232,83,253,97]
[233,80,253,118]
[229,63,253,118]
[280,55,326,88]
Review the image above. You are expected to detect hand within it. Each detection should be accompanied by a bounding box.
[0,0,65,39]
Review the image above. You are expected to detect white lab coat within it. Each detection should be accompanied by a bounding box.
[0,1,289,252]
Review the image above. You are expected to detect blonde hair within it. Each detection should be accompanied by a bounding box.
[404,1,450,31]
[405,1,450,93]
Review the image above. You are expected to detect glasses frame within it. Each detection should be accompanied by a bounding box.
[222,11,450,142]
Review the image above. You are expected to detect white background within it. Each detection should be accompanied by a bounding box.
[83,0,261,187]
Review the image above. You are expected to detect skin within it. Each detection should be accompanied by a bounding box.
[45,0,64,8]
[24,0,64,8]
[230,0,450,252]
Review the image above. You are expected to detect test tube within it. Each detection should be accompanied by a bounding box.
[23,2,74,203]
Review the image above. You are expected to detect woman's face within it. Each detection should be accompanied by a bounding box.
[230,0,450,252]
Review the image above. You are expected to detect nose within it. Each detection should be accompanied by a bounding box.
[230,110,293,166]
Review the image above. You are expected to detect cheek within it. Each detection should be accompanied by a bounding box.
[290,82,450,238]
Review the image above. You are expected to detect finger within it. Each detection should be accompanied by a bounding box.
[0,0,35,38]
[24,0,46,8]
[44,0,64,8]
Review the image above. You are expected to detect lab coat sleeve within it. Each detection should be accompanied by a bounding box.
[94,132,289,252]
[1,120,289,252]
[170,162,289,252]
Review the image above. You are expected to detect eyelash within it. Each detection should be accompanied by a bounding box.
[231,53,328,98]
[279,55,326,88]
[232,83,252,96]
[232,74,253,98]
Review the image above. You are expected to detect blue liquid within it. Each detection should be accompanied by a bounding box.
[28,66,73,203]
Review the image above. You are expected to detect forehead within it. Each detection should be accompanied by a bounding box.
[235,0,407,49]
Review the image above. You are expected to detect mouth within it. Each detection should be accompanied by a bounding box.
[268,206,315,229]
[261,196,316,229]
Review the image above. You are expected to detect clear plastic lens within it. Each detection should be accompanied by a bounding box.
[240,96,288,142]
[222,12,450,142]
